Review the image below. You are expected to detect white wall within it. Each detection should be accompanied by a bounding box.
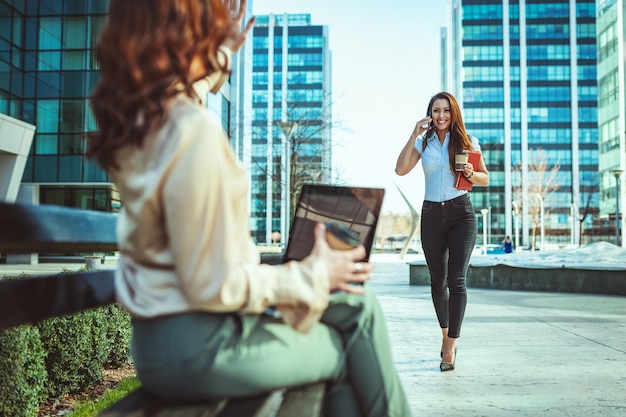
[0,113,35,203]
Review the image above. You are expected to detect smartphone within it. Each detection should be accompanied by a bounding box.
[422,114,434,130]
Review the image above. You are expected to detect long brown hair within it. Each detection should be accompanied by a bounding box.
[422,92,474,173]
[88,0,232,170]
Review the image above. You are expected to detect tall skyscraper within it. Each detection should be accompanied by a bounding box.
[446,0,599,248]
[251,13,332,245]
[596,0,626,246]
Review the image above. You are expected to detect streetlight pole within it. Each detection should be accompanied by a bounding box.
[279,122,298,245]
[480,208,489,254]
[611,169,623,246]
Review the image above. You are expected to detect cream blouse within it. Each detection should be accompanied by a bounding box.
[111,93,329,333]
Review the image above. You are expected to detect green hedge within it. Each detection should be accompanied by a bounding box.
[38,309,108,398]
[0,270,133,416]
[0,325,48,417]
[103,304,132,368]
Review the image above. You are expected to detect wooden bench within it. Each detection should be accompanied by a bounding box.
[0,202,326,417]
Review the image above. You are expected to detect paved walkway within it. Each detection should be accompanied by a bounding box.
[2,255,625,416]
[369,254,626,417]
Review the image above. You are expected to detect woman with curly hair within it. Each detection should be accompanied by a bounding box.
[395,92,489,372]
[88,1,410,415]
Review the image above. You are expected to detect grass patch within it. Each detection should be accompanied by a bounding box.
[67,376,141,417]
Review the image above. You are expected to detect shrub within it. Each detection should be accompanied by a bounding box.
[38,308,108,398]
[0,274,48,417]
[0,324,48,417]
[103,304,132,368]
[1,267,133,415]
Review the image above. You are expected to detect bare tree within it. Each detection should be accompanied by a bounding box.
[514,148,560,251]
[246,94,347,217]
[576,176,599,246]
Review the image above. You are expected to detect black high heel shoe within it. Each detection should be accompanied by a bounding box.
[440,348,457,372]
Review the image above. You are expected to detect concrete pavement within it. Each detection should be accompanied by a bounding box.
[1,255,625,416]
[369,254,626,417]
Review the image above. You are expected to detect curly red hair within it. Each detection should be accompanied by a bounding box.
[88,0,233,170]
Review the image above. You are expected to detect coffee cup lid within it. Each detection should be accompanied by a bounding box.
[325,222,360,247]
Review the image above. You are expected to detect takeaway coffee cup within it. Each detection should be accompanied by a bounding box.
[326,222,365,287]
[455,152,469,171]
[325,222,360,250]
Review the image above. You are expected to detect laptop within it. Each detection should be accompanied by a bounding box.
[283,184,385,262]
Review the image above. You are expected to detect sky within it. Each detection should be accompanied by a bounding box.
[252,0,449,214]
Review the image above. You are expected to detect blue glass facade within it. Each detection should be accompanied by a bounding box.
[251,14,332,244]
[1,0,242,214]
[0,0,114,209]
[449,0,600,248]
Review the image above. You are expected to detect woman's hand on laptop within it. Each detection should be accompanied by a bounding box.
[311,222,374,294]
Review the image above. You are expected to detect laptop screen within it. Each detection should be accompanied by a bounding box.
[283,184,385,262]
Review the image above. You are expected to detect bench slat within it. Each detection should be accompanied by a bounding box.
[0,203,117,253]
[276,383,325,417]
[97,388,284,417]
[0,203,290,260]
[0,270,116,330]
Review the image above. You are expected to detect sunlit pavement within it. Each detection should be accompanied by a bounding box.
[2,256,625,416]
[368,253,626,417]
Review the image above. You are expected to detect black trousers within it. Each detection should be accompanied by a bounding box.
[420,194,477,338]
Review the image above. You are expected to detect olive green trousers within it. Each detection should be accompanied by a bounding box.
[131,288,411,417]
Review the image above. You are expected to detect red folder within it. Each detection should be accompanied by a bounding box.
[454,151,482,191]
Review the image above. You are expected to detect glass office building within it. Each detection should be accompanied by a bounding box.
[1,0,114,209]
[0,0,247,214]
[596,0,626,246]
[447,0,599,248]
[251,14,332,244]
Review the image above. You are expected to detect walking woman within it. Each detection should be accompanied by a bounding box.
[395,92,489,371]
[88,0,410,415]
